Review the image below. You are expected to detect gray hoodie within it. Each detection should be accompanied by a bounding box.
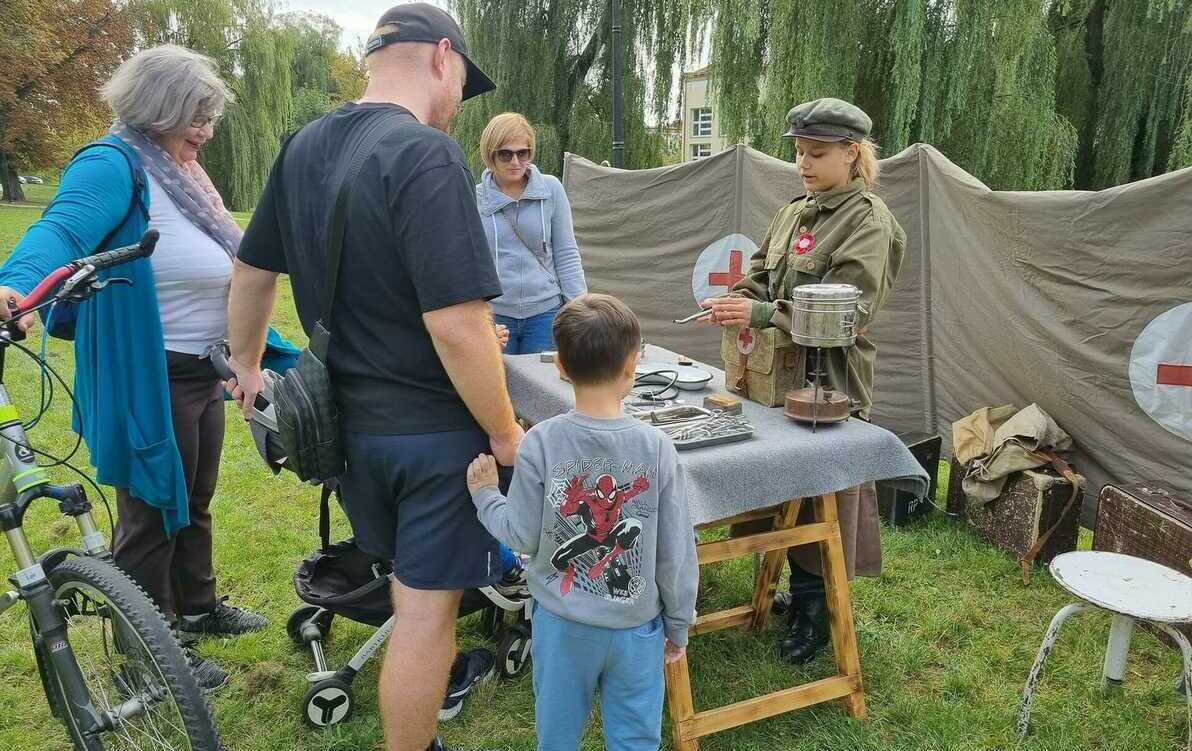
[471,411,699,646]
[476,164,587,320]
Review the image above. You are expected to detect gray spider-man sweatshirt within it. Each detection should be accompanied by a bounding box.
[471,411,699,646]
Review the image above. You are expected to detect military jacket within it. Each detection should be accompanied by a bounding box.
[732,178,906,417]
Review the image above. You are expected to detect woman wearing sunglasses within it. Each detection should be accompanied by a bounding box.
[476,112,587,354]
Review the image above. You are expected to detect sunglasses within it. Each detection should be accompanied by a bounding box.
[495,148,532,163]
[190,112,223,129]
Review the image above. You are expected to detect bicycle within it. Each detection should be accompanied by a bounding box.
[0,229,222,750]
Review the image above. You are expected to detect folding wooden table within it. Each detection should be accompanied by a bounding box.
[501,345,929,748]
[664,493,866,750]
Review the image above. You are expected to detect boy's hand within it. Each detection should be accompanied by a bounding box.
[664,639,686,664]
[467,454,500,494]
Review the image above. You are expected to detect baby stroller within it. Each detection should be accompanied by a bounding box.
[203,343,532,729]
[287,485,532,728]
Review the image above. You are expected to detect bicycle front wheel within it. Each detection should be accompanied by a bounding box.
[31,555,222,750]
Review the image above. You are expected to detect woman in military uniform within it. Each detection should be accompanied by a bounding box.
[704,97,906,663]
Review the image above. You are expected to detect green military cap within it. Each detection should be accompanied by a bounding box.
[782,98,872,142]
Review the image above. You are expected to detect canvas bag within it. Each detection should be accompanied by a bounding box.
[721,325,804,408]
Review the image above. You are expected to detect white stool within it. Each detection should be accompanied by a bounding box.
[1017,551,1192,750]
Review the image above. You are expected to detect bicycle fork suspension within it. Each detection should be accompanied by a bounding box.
[24,575,113,735]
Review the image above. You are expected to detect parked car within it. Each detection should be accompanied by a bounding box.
[18,176,44,184]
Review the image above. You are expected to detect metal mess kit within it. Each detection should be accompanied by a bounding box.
[784,283,862,429]
[620,283,865,447]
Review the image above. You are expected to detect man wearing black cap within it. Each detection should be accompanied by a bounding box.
[228,5,513,750]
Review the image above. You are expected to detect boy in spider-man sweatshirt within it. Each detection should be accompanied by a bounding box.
[467,293,698,751]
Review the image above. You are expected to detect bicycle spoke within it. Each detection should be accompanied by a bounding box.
[54,582,194,751]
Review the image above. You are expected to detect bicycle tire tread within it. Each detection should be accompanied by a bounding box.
[45,555,223,751]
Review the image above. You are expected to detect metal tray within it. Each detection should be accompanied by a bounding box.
[671,426,755,450]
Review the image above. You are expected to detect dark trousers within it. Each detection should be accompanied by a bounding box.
[113,351,225,622]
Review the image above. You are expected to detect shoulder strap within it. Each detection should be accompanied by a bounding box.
[71,141,149,252]
[319,481,338,552]
[1018,450,1082,585]
[314,113,404,357]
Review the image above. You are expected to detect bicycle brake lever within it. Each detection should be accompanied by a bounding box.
[93,277,132,289]
[61,277,132,304]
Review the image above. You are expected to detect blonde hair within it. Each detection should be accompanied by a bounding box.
[480,113,536,171]
[849,137,881,190]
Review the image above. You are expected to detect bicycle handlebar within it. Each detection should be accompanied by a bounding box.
[76,229,160,273]
[13,230,159,315]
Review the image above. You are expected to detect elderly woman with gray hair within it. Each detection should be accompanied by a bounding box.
[0,45,295,690]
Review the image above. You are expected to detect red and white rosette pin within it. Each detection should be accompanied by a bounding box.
[793,232,816,255]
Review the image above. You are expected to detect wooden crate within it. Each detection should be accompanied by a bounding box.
[948,461,1083,567]
[1094,484,1192,642]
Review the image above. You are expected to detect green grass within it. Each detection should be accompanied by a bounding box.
[1,182,58,209]
[0,207,1186,750]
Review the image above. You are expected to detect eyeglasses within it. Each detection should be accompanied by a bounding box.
[495,148,532,164]
[190,112,223,129]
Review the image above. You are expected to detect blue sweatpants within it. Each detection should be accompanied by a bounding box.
[531,605,665,751]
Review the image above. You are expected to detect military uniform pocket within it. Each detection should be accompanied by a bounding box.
[789,251,830,280]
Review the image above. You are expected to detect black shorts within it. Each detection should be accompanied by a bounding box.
[338,428,503,590]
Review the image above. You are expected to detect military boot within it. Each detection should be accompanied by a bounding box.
[780,594,830,664]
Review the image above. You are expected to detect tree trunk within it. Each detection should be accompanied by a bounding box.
[551,11,611,169]
[1075,0,1107,189]
[0,150,26,203]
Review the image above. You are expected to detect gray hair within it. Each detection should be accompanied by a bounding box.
[101,45,233,135]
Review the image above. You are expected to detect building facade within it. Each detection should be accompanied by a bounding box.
[680,67,732,162]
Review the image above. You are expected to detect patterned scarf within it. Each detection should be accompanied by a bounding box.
[109,120,242,259]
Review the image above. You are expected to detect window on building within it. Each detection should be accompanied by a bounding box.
[692,144,712,160]
[692,108,713,137]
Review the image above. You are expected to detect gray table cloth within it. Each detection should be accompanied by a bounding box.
[504,345,930,526]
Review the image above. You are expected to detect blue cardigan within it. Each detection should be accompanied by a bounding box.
[0,135,298,534]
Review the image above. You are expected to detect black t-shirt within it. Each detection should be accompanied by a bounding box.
[238,103,502,434]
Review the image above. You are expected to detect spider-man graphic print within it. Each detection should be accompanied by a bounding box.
[546,457,658,602]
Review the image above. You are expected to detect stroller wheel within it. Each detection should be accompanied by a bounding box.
[302,678,354,728]
[287,605,332,646]
[496,624,532,679]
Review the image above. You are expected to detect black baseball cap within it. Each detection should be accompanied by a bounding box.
[365,3,496,101]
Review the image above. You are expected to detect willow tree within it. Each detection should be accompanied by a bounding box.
[1173,71,1192,170]
[448,0,700,176]
[132,0,293,210]
[696,0,1077,190]
[283,13,367,133]
[1052,0,1192,188]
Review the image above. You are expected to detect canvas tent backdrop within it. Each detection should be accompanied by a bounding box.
[562,144,1192,523]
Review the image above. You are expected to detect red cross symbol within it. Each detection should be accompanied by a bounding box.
[1157,363,1192,387]
[708,249,745,290]
[737,328,755,355]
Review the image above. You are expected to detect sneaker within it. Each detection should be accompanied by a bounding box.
[184,648,229,692]
[177,597,268,638]
[493,561,530,601]
[438,648,496,721]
